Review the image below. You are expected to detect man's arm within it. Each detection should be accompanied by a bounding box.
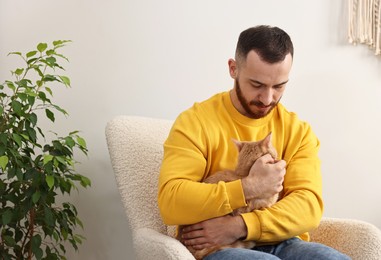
[180,215,247,249]
[158,112,247,225]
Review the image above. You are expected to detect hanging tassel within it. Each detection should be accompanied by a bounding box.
[348,0,381,55]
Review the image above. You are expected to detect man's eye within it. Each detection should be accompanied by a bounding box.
[252,84,262,88]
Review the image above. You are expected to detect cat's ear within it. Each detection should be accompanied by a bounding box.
[262,132,272,148]
[232,139,244,151]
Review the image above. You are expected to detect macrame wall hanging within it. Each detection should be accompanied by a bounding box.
[348,0,381,55]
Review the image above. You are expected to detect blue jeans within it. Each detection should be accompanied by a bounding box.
[204,237,351,260]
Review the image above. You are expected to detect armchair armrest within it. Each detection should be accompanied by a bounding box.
[133,228,195,260]
[310,217,381,260]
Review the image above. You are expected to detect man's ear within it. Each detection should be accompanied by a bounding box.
[228,58,238,79]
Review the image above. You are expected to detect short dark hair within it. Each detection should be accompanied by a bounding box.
[235,25,294,64]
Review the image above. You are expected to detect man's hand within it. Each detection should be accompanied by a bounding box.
[242,154,286,200]
[180,215,247,250]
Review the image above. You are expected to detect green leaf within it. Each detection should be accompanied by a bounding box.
[45,56,57,66]
[76,217,84,229]
[27,57,39,64]
[53,40,65,46]
[43,154,53,165]
[18,92,28,102]
[0,133,7,145]
[11,100,23,115]
[59,243,66,254]
[59,75,71,87]
[0,155,8,170]
[38,91,48,102]
[26,87,38,96]
[55,156,66,165]
[37,80,43,87]
[53,40,71,48]
[20,134,29,140]
[14,68,24,76]
[29,112,38,126]
[0,146,5,157]
[12,133,22,147]
[45,86,53,96]
[6,80,16,91]
[8,51,22,56]
[61,227,68,240]
[65,136,75,148]
[37,42,48,52]
[46,49,55,56]
[76,136,87,148]
[45,109,55,122]
[52,230,59,242]
[37,127,45,138]
[28,95,36,107]
[74,234,84,244]
[43,74,57,82]
[32,64,44,76]
[2,209,13,225]
[44,206,55,226]
[26,50,37,58]
[46,175,54,189]
[32,191,41,203]
[80,175,91,187]
[3,235,16,246]
[17,78,32,87]
[31,234,43,259]
[27,127,37,143]
[53,104,68,116]
[53,53,69,62]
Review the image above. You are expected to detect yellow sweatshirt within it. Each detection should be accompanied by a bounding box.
[158,91,323,244]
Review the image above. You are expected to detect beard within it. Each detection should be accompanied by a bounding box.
[235,79,281,119]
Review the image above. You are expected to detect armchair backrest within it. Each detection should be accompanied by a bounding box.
[106,116,173,234]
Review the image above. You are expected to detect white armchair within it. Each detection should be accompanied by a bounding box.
[106,115,381,260]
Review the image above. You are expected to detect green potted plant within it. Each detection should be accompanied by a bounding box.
[0,40,91,259]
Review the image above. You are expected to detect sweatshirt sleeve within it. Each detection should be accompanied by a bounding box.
[241,124,324,242]
[158,111,247,225]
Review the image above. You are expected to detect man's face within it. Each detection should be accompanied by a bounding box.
[229,51,292,119]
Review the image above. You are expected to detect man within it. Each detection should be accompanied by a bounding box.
[158,25,350,259]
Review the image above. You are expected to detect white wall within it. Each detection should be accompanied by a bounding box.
[1,0,381,259]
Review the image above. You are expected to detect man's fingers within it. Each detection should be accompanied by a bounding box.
[258,153,274,163]
[182,223,203,233]
[183,236,202,245]
[182,229,204,240]
[191,242,212,250]
[274,159,286,169]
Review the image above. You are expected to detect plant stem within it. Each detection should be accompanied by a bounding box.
[27,207,35,260]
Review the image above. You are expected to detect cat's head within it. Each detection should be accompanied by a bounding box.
[232,132,278,172]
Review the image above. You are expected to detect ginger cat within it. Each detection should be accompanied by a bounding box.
[178,132,279,260]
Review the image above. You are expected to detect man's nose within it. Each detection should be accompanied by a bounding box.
[259,88,273,106]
